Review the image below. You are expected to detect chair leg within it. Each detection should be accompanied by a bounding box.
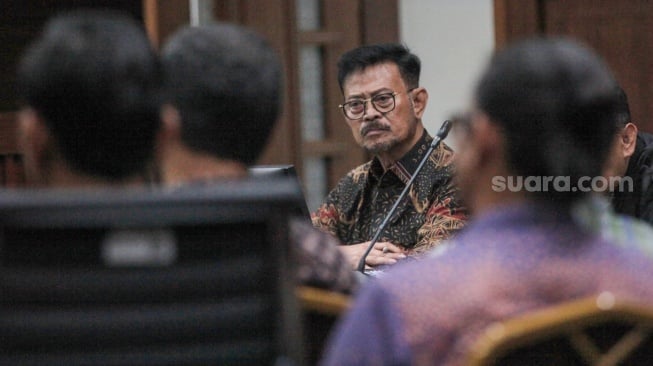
[569,329,601,364]
[596,326,649,366]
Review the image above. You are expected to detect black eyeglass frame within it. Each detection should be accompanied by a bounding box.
[338,89,414,120]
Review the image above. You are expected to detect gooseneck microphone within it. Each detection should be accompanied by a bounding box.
[356,120,453,273]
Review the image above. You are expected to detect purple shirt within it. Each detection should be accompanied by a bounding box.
[321,202,653,365]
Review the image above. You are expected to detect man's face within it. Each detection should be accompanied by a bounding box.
[341,62,423,159]
[17,108,47,186]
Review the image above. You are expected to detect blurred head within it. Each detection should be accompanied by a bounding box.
[455,38,620,208]
[603,86,638,179]
[161,23,282,166]
[17,10,161,184]
[337,44,427,163]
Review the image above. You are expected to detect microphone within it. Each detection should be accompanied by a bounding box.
[356,120,453,273]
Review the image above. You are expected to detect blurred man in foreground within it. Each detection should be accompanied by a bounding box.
[158,23,357,293]
[17,10,160,188]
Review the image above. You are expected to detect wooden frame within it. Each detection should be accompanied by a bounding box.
[143,0,189,48]
[297,285,351,364]
[493,0,653,133]
[468,294,653,365]
[493,0,541,48]
[297,285,351,316]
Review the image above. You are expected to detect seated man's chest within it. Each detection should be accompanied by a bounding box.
[339,179,430,248]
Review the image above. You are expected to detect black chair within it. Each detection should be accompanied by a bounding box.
[0,178,306,365]
[249,165,311,220]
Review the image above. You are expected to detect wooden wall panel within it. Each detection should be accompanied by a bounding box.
[143,0,189,48]
[0,112,18,155]
[214,0,299,166]
[362,0,399,45]
[542,0,653,133]
[494,0,652,133]
[322,0,367,188]
[493,0,541,48]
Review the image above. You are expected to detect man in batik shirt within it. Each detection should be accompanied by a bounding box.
[312,43,467,271]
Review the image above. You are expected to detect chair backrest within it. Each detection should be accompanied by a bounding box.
[467,293,653,366]
[297,286,350,317]
[0,178,306,366]
[249,165,311,220]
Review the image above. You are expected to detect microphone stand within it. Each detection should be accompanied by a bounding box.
[356,120,453,273]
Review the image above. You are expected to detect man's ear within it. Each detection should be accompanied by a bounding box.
[160,104,182,140]
[155,104,183,163]
[17,107,52,185]
[621,122,638,159]
[410,87,428,119]
[18,107,46,149]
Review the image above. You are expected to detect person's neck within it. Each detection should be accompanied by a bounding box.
[161,145,248,186]
[470,186,528,217]
[467,168,528,217]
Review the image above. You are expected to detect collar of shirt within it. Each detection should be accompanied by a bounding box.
[572,194,612,231]
[369,130,433,186]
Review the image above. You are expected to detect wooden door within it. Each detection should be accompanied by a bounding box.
[495,0,653,133]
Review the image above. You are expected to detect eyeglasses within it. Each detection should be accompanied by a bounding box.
[339,91,405,120]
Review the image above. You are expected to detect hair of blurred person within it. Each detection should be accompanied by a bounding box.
[467,37,620,207]
[17,10,161,185]
[160,23,282,172]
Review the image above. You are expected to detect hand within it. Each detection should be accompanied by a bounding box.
[338,241,406,270]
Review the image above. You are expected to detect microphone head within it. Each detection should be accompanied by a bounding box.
[436,120,453,139]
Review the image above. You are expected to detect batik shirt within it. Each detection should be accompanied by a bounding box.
[311,131,467,255]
